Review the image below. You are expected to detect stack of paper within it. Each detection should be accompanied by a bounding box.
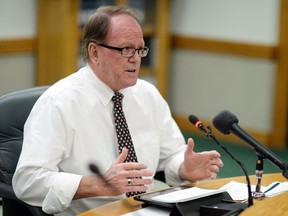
[151,187,226,203]
[150,181,288,203]
[219,180,288,200]
[219,181,264,200]
[264,181,288,197]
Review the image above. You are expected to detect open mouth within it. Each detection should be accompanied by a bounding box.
[126,69,136,73]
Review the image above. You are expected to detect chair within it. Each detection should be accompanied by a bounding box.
[0,86,52,216]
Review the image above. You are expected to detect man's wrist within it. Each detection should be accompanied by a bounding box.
[178,163,187,181]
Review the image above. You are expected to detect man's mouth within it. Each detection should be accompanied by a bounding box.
[126,69,136,73]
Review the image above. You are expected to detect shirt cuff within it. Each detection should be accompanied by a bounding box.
[164,152,190,186]
[42,173,82,214]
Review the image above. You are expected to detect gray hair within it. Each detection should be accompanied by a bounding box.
[81,5,141,63]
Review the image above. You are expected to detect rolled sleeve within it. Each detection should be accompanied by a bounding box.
[164,151,190,186]
[42,173,82,214]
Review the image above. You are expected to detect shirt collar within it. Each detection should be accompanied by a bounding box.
[83,64,132,106]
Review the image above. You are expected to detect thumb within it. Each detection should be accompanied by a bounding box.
[186,138,195,153]
[113,148,128,165]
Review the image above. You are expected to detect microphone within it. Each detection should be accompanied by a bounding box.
[188,114,253,207]
[212,110,288,179]
[255,157,264,194]
[188,115,207,132]
[89,163,112,187]
[89,164,102,175]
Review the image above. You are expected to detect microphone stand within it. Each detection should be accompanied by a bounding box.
[251,156,265,198]
[202,125,254,207]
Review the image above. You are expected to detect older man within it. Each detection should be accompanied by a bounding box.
[13,5,223,216]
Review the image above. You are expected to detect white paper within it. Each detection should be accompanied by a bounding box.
[151,186,226,203]
[121,205,170,216]
[264,181,288,197]
[219,181,267,200]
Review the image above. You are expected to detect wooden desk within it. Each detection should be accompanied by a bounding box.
[78,173,287,216]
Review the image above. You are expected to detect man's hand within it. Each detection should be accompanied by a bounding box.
[74,148,153,199]
[179,138,224,181]
[103,148,153,195]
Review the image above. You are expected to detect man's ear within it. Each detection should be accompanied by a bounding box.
[88,42,98,64]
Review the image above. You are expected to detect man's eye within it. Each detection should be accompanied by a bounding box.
[123,47,133,51]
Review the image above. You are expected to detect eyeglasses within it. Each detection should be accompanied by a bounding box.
[97,44,149,58]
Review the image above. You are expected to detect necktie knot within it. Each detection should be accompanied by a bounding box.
[112,92,123,104]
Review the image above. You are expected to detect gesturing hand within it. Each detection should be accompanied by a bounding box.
[102,148,153,196]
[179,138,224,181]
[74,149,153,199]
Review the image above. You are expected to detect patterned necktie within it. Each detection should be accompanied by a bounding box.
[112,92,143,197]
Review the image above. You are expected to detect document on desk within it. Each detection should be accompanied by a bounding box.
[263,181,288,197]
[219,181,264,200]
[151,187,226,203]
[121,205,170,216]
[219,180,288,200]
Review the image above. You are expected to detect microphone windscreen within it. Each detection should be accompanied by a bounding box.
[89,164,100,175]
[188,114,199,125]
[212,110,239,135]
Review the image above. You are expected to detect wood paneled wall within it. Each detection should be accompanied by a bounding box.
[0,0,287,148]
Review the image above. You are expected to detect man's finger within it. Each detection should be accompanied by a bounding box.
[121,162,149,171]
[186,138,195,153]
[113,148,128,165]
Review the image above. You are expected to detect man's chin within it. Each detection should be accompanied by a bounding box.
[124,79,138,89]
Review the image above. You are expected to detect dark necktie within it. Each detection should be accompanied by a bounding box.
[112,92,143,197]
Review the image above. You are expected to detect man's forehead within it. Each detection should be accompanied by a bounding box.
[107,14,143,43]
[110,14,141,32]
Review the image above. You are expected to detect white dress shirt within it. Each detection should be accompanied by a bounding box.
[12,65,187,215]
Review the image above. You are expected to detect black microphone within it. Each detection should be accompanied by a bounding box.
[188,115,207,132]
[188,114,253,207]
[212,110,288,179]
[89,164,102,175]
[89,163,112,187]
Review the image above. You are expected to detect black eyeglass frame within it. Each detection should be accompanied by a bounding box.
[97,43,149,58]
